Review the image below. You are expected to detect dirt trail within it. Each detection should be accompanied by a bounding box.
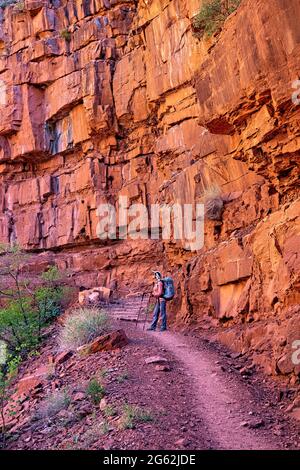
[143,328,280,450]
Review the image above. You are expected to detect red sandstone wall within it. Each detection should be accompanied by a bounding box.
[0,0,299,380]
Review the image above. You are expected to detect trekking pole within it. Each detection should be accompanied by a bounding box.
[136,292,145,328]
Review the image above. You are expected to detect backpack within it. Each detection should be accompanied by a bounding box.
[162,277,175,301]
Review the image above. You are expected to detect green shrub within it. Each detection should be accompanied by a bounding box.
[34,267,66,332]
[60,29,71,42]
[119,404,153,430]
[192,0,241,38]
[86,378,105,405]
[58,308,109,350]
[0,300,38,354]
[103,404,117,417]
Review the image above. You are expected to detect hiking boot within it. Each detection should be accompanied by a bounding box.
[160,328,167,332]
[147,327,156,331]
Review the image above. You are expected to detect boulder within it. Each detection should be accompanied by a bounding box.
[54,350,73,365]
[73,392,85,401]
[291,408,300,422]
[99,398,108,411]
[77,329,128,355]
[78,287,111,305]
[145,356,169,365]
[155,364,170,372]
[16,375,43,396]
[16,364,54,396]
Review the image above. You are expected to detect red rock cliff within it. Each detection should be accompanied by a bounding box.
[0,0,299,380]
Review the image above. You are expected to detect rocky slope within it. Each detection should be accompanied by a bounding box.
[0,0,299,382]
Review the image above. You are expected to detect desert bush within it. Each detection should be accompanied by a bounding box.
[119,404,153,430]
[15,1,24,10]
[117,371,129,383]
[58,308,109,350]
[99,368,109,379]
[37,389,71,419]
[86,378,105,405]
[201,184,224,221]
[192,0,241,38]
[103,404,117,418]
[80,420,110,447]
[60,29,71,42]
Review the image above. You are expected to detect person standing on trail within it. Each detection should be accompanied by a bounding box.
[147,271,167,332]
[147,271,175,331]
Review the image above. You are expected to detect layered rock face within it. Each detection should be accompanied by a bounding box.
[0,0,299,379]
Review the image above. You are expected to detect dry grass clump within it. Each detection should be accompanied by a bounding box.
[36,390,71,419]
[58,308,109,350]
[201,184,224,221]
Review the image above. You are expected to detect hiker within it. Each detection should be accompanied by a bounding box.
[148,271,174,332]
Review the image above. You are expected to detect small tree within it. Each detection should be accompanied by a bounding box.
[34,266,65,339]
[0,244,68,358]
[0,244,31,326]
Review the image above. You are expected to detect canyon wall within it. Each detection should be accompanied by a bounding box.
[0,0,299,381]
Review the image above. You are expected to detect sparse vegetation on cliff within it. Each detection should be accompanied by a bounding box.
[193,0,241,38]
[0,0,23,10]
[201,184,224,221]
[60,29,72,42]
[37,389,71,419]
[86,378,105,405]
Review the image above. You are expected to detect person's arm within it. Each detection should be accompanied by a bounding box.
[157,280,164,297]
